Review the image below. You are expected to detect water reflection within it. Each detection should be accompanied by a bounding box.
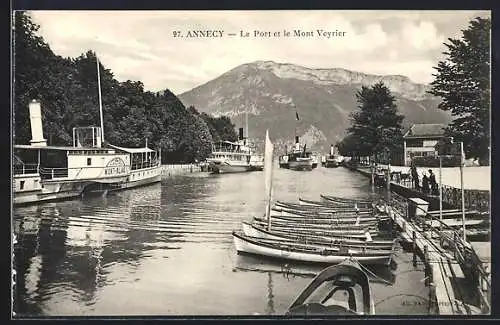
[13,167,429,316]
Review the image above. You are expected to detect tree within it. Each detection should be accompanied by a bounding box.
[12,11,236,164]
[342,82,404,162]
[428,17,491,165]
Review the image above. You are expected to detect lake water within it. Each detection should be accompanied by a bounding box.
[13,165,432,316]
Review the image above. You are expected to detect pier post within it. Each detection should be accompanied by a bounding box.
[453,232,457,259]
[424,245,429,286]
[386,164,391,200]
[412,231,417,267]
[371,162,375,192]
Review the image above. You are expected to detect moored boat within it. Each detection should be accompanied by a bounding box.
[251,220,379,238]
[324,145,342,168]
[232,231,393,266]
[13,57,161,206]
[206,132,264,174]
[265,213,382,225]
[298,198,376,209]
[242,222,396,249]
[285,136,313,171]
[311,154,319,169]
[254,216,379,229]
[273,205,374,216]
[286,259,375,315]
[320,194,373,205]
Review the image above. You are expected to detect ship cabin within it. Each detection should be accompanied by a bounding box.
[13,100,159,194]
[14,126,130,186]
[209,140,252,161]
[287,136,312,161]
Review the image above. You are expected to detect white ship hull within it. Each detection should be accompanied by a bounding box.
[14,165,161,205]
[208,161,263,174]
[288,159,313,171]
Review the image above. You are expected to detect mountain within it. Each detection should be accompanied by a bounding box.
[178,61,450,153]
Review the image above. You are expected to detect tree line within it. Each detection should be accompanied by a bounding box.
[13,11,237,164]
[336,17,490,166]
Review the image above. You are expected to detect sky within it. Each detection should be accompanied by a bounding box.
[29,10,490,95]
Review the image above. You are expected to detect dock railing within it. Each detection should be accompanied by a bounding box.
[375,166,490,212]
[384,193,491,314]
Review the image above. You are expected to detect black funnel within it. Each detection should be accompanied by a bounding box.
[295,136,299,144]
[239,128,244,140]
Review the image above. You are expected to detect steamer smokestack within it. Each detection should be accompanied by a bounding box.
[29,100,47,147]
[238,127,244,140]
[330,144,334,156]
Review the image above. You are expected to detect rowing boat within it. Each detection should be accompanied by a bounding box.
[286,259,375,315]
[253,216,379,229]
[277,200,373,212]
[320,194,373,204]
[233,231,393,266]
[272,207,378,219]
[242,222,396,249]
[251,220,379,238]
[273,204,374,216]
[269,211,381,224]
[299,197,379,209]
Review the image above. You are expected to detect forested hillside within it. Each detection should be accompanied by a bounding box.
[13,11,236,163]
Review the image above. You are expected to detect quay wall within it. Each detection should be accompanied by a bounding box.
[160,164,202,177]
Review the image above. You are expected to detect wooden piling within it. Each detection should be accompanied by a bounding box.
[424,245,429,286]
[412,231,417,267]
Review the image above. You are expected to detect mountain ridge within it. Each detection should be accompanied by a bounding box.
[179,61,449,152]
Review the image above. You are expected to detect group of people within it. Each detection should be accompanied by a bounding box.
[410,165,439,195]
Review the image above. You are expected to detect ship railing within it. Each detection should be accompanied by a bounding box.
[39,167,69,180]
[131,160,160,171]
[14,164,39,175]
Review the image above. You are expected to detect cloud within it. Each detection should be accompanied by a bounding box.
[28,10,491,94]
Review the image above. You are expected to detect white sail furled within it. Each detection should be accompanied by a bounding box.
[264,129,274,230]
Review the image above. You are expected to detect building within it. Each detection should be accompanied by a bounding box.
[403,123,446,166]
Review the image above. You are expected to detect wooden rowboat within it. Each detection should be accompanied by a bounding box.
[233,231,393,266]
[276,200,373,212]
[320,194,373,204]
[272,208,379,221]
[254,216,379,229]
[286,259,375,315]
[242,222,396,249]
[299,197,379,209]
[251,220,379,238]
[273,205,374,216]
[269,212,381,225]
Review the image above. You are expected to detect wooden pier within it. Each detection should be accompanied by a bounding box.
[386,196,490,315]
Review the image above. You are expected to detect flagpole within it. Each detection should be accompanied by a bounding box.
[439,155,443,232]
[245,110,249,143]
[460,141,466,241]
[96,55,105,144]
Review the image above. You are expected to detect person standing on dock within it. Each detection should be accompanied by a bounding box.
[428,169,438,195]
[422,172,430,195]
[410,163,420,190]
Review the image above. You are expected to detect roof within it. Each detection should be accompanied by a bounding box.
[404,123,446,139]
[215,140,245,146]
[14,144,109,151]
[107,144,154,153]
[14,143,154,154]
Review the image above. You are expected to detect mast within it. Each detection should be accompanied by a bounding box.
[264,129,274,231]
[96,55,105,144]
[245,110,249,143]
[460,141,466,241]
